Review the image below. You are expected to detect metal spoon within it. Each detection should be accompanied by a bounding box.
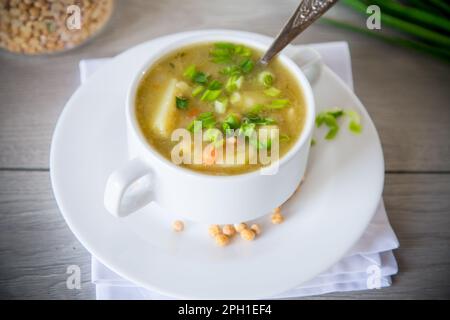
[259,0,339,65]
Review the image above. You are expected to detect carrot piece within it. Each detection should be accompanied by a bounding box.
[203,145,217,165]
[188,107,200,117]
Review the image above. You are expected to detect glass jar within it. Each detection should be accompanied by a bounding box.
[0,0,114,55]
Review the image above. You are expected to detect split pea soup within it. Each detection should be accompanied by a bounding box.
[135,42,307,175]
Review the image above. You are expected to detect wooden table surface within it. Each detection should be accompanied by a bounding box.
[0,0,449,300]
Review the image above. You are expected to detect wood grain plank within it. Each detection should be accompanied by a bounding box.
[0,0,449,171]
[0,171,94,299]
[302,173,450,299]
[0,171,448,299]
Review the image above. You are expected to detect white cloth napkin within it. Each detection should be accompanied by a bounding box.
[79,41,399,300]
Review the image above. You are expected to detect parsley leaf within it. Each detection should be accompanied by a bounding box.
[192,72,209,85]
[175,96,189,110]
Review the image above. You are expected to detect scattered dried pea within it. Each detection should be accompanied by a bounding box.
[222,224,236,237]
[250,224,261,235]
[271,212,284,224]
[240,228,256,241]
[208,224,221,237]
[234,223,247,233]
[172,220,184,232]
[215,234,230,247]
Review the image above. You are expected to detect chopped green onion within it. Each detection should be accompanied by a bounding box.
[208,80,223,90]
[220,58,254,76]
[264,87,281,97]
[230,92,241,104]
[250,104,264,113]
[210,49,233,64]
[315,116,325,127]
[258,71,274,87]
[203,128,222,142]
[175,96,189,110]
[183,64,196,80]
[184,65,209,85]
[187,120,202,133]
[316,111,339,140]
[210,43,253,64]
[222,122,231,133]
[214,42,235,50]
[220,65,241,76]
[243,113,276,125]
[192,85,205,97]
[268,99,290,109]
[316,111,339,127]
[223,113,241,130]
[315,113,327,127]
[328,108,344,118]
[187,121,195,132]
[201,89,222,101]
[214,97,228,114]
[323,114,338,127]
[240,59,255,74]
[187,112,216,132]
[315,108,362,140]
[311,138,316,146]
[256,138,272,150]
[238,122,256,138]
[255,126,279,150]
[349,121,362,134]
[346,110,362,134]
[234,45,252,57]
[210,43,234,64]
[324,115,340,140]
[197,111,215,120]
[325,126,339,140]
[225,75,243,92]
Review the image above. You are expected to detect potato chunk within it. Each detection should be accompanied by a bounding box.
[151,78,178,137]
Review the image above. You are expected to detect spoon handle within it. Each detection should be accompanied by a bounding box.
[260,0,339,65]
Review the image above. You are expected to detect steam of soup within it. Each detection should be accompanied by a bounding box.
[135,42,306,175]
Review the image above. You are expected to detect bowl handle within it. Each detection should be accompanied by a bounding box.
[104,158,154,217]
[287,46,322,84]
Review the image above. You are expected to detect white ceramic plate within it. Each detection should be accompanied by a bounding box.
[50,30,384,299]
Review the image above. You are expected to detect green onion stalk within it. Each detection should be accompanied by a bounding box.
[320,0,450,63]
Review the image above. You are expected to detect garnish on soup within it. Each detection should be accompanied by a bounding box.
[135,42,307,175]
[315,108,362,141]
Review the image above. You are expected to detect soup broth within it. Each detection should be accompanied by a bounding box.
[135,42,306,175]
